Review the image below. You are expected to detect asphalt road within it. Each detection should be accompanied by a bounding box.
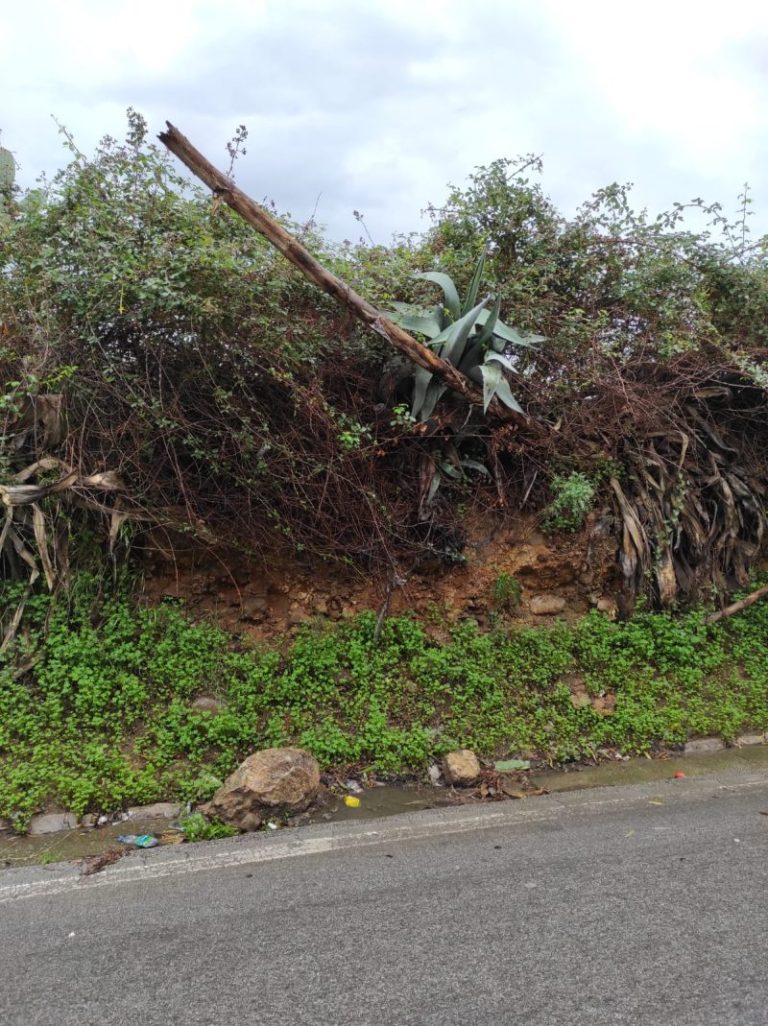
[1,770,767,1026]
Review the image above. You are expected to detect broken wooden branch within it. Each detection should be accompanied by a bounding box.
[158,122,545,434]
[706,582,768,624]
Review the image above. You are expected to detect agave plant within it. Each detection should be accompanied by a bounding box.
[389,250,544,421]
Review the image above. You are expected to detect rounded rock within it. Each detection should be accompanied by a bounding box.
[204,747,320,830]
[442,749,481,787]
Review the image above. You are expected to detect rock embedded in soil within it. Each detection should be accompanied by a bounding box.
[570,692,592,710]
[191,696,224,716]
[683,738,725,755]
[442,749,481,787]
[126,802,181,820]
[529,594,567,616]
[28,812,78,835]
[591,693,616,715]
[202,747,320,830]
[595,596,618,620]
[736,733,766,747]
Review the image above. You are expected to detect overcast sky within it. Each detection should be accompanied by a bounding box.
[3,0,768,244]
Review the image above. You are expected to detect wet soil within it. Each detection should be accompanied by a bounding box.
[530,743,768,792]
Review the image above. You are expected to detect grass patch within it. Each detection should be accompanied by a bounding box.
[1,577,767,829]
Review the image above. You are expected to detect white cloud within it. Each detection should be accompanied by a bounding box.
[2,0,767,241]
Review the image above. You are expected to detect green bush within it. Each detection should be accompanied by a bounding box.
[541,472,596,533]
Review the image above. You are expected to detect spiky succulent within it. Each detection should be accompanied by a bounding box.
[389,249,544,421]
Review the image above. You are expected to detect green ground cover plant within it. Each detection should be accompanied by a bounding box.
[1,578,766,830]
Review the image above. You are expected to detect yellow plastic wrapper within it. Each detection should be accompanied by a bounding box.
[343,795,361,808]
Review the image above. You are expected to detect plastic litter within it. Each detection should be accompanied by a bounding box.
[494,759,531,772]
[674,771,686,779]
[116,833,159,848]
[343,795,361,808]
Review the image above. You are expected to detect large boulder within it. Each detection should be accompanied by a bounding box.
[442,749,481,787]
[203,747,320,830]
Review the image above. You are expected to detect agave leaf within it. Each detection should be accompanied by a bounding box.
[461,248,488,316]
[415,271,461,320]
[475,296,501,348]
[439,460,464,481]
[461,458,491,476]
[426,469,442,505]
[389,302,443,340]
[475,311,543,348]
[411,365,433,419]
[457,339,486,375]
[492,376,525,414]
[485,351,519,372]
[434,298,489,367]
[419,381,447,421]
[480,362,502,413]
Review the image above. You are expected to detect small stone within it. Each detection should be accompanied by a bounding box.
[238,812,263,832]
[125,802,181,820]
[736,733,766,747]
[684,738,725,755]
[287,604,307,625]
[191,696,224,716]
[442,749,481,787]
[529,594,566,616]
[80,814,98,829]
[592,693,616,715]
[28,812,78,835]
[427,764,442,785]
[570,692,592,709]
[596,596,618,620]
[240,595,268,620]
[312,597,329,615]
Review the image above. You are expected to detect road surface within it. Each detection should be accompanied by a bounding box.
[1,770,767,1025]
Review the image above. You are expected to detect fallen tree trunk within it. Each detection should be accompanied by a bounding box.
[706,582,768,624]
[158,122,545,434]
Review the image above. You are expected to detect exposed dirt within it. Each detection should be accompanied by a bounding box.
[140,512,621,642]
